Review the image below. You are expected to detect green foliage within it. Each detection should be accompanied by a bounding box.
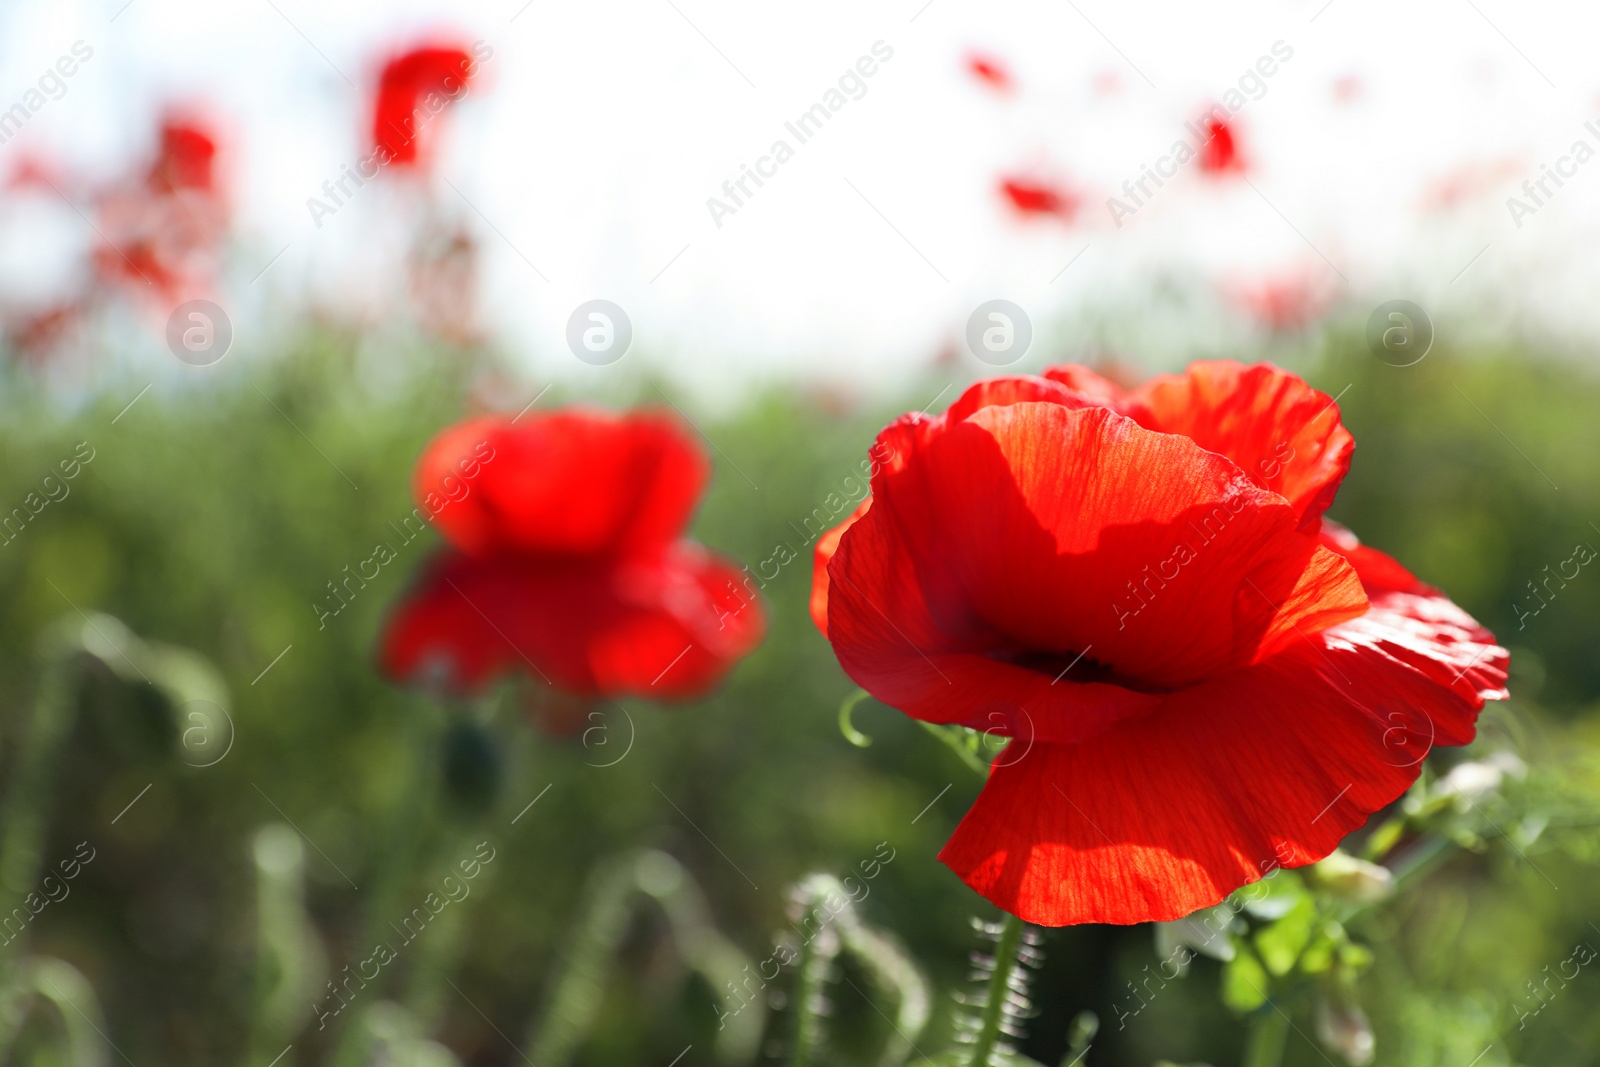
[2,324,1600,1066]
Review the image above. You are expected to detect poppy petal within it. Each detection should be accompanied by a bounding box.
[1316,518,1427,595]
[809,376,1093,639]
[379,542,763,700]
[1039,364,1133,410]
[1123,361,1354,525]
[373,46,475,167]
[826,403,1367,739]
[810,496,869,637]
[416,409,709,558]
[939,605,1498,925]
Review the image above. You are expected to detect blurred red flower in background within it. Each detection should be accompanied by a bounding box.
[1198,117,1246,175]
[372,44,479,169]
[999,177,1078,221]
[94,113,227,302]
[811,361,1507,926]
[148,119,218,193]
[966,53,1014,92]
[382,408,766,717]
[1225,270,1337,334]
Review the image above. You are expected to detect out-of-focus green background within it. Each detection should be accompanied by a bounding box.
[2,325,1599,1067]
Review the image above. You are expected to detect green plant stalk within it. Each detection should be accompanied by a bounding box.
[1241,1009,1289,1067]
[246,825,326,1067]
[401,844,496,1032]
[0,650,77,1059]
[789,926,830,1067]
[966,911,1025,1067]
[528,858,636,1067]
[325,697,444,1067]
[528,849,763,1066]
[0,655,75,899]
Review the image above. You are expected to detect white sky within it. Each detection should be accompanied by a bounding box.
[1,0,1597,401]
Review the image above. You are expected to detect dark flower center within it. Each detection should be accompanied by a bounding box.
[998,647,1174,695]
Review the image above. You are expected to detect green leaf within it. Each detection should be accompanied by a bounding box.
[1255,896,1318,976]
[1238,868,1309,920]
[1221,946,1272,1012]
[1299,925,1339,975]
[1337,941,1375,972]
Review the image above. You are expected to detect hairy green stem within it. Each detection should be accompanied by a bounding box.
[789,923,830,1067]
[0,656,75,901]
[1241,1009,1289,1067]
[967,911,1025,1067]
[0,649,77,1059]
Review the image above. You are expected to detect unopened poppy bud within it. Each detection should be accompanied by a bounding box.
[1308,850,1394,904]
[1314,995,1375,1065]
[441,720,503,814]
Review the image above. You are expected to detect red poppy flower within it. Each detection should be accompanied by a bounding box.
[94,113,228,303]
[966,53,1013,92]
[1198,118,1246,175]
[372,45,477,168]
[999,178,1078,221]
[811,361,1507,926]
[148,119,217,194]
[381,408,765,705]
[1226,271,1335,334]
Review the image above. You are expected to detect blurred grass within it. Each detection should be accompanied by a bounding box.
[0,322,1598,1066]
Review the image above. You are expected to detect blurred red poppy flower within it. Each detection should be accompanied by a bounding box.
[810,361,1507,926]
[148,119,217,193]
[382,408,765,705]
[94,113,228,302]
[1198,117,1246,175]
[999,178,1078,220]
[1226,271,1335,334]
[372,44,478,168]
[966,53,1013,92]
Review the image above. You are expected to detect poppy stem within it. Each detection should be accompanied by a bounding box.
[0,638,77,1059]
[966,911,1026,1067]
[1241,1008,1289,1067]
[788,915,832,1067]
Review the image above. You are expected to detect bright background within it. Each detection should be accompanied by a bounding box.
[4,0,1600,399]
